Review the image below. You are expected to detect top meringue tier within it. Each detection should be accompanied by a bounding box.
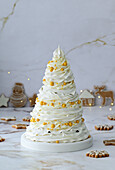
[43,46,75,91]
[25,47,90,143]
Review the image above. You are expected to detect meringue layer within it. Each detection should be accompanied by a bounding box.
[25,47,90,143]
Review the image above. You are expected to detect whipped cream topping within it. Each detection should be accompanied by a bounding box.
[25,46,90,143]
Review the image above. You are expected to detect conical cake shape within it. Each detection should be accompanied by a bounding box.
[24,46,91,144]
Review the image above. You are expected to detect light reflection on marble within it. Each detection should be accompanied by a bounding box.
[0,106,115,170]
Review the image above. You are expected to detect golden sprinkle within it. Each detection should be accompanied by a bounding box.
[47,128,49,130]
[59,125,61,128]
[53,100,55,102]
[58,103,60,105]
[48,104,49,106]
[50,81,54,86]
[63,82,66,85]
[51,124,55,128]
[43,79,46,81]
[55,67,57,70]
[40,101,44,105]
[36,118,40,122]
[54,64,56,66]
[43,122,47,125]
[55,60,57,62]
[56,129,59,131]
[50,60,53,62]
[62,61,67,66]
[76,120,79,123]
[51,103,54,107]
[56,140,59,143]
[36,97,39,102]
[62,104,66,108]
[48,61,51,64]
[56,82,58,85]
[82,118,85,122]
[48,122,50,124]
[70,102,74,105]
[61,68,64,71]
[77,100,81,104]
[69,122,72,126]
[50,67,54,72]
[30,117,36,122]
[65,123,68,126]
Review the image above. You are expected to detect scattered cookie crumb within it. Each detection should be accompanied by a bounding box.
[86,150,109,158]
[12,124,28,129]
[103,139,115,146]
[0,136,5,142]
[1,116,16,121]
[95,125,113,131]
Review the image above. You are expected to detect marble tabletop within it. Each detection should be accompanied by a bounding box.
[0,106,115,170]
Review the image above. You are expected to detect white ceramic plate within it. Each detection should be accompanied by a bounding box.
[21,133,93,152]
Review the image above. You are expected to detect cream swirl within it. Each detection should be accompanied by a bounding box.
[25,46,90,143]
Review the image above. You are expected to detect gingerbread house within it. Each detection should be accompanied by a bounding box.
[79,89,95,106]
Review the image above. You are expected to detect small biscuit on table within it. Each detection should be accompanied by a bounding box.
[107,115,115,121]
[22,117,30,122]
[0,136,5,142]
[1,116,16,121]
[86,150,109,158]
[103,139,115,146]
[95,125,113,131]
[12,124,28,129]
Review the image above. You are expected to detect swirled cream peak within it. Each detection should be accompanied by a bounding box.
[43,46,74,91]
[53,46,65,60]
[24,46,91,143]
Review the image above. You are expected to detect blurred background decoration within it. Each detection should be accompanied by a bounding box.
[0,0,115,102]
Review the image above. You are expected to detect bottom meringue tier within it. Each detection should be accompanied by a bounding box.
[21,133,93,152]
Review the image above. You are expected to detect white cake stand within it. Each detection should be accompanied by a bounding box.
[21,133,93,152]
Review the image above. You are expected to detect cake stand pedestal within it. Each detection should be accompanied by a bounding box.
[21,133,93,152]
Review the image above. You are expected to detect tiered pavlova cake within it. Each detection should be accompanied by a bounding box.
[21,46,93,152]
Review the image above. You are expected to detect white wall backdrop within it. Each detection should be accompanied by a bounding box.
[0,0,115,97]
